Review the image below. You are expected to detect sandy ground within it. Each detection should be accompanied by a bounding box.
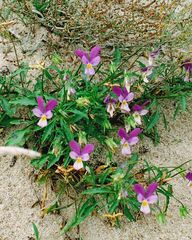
[1,2,192,240]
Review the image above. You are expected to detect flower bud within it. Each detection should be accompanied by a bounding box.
[78,131,87,146]
[67,87,76,100]
[103,119,112,129]
[109,62,116,73]
[105,138,118,152]
[76,97,90,107]
[111,171,125,182]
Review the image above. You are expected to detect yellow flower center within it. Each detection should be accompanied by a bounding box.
[134,112,140,117]
[122,100,127,106]
[87,63,93,69]
[123,142,129,148]
[41,115,47,121]
[142,200,148,207]
[76,157,82,163]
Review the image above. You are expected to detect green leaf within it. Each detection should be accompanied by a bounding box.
[0,98,15,116]
[173,104,180,120]
[10,97,36,106]
[109,200,119,213]
[70,109,89,122]
[179,205,189,218]
[32,223,40,240]
[157,212,167,224]
[137,60,146,68]
[113,48,121,66]
[47,154,60,168]
[60,120,74,141]
[41,120,55,143]
[10,119,32,125]
[0,114,12,127]
[82,187,113,195]
[43,201,59,214]
[146,111,160,132]
[44,69,53,80]
[162,112,168,129]
[123,205,135,221]
[6,128,30,146]
[61,198,97,233]
[180,95,187,111]
[31,155,48,169]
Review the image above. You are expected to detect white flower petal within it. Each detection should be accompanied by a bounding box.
[121,143,131,155]
[73,160,84,170]
[140,200,150,214]
[37,117,48,128]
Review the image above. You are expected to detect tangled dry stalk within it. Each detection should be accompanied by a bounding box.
[1,0,192,57]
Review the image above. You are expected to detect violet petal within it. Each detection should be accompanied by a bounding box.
[145,182,158,198]
[118,128,128,140]
[75,49,88,59]
[134,184,145,196]
[133,105,143,112]
[186,172,192,181]
[90,46,101,60]
[82,55,89,65]
[37,96,45,113]
[128,128,142,138]
[113,86,123,97]
[81,144,94,155]
[46,99,57,112]
[69,140,81,155]
[90,56,101,66]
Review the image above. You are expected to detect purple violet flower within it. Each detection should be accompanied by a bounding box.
[75,46,101,75]
[132,103,149,125]
[182,60,192,82]
[118,128,142,155]
[67,87,76,100]
[186,171,192,188]
[148,48,160,66]
[141,66,154,83]
[33,96,57,128]
[113,86,134,113]
[121,190,128,198]
[141,48,160,83]
[69,140,94,170]
[104,94,117,118]
[134,182,158,214]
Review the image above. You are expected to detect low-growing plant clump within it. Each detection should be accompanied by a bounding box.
[1,42,192,237]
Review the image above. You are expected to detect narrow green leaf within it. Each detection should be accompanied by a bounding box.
[6,128,30,146]
[32,223,40,240]
[82,187,113,195]
[0,98,15,116]
[180,95,187,111]
[123,205,135,221]
[47,154,60,168]
[31,155,48,169]
[146,111,160,132]
[10,97,36,106]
